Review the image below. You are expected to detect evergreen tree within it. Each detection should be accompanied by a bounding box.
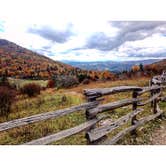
[139,63,144,71]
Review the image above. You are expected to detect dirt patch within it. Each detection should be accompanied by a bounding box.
[151,122,166,145]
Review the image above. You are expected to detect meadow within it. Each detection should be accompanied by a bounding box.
[0,77,165,145]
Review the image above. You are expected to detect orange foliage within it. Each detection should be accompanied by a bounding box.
[0,39,115,81]
[132,65,140,72]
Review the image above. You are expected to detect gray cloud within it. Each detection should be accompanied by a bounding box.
[27,21,166,61]
[128,52,166,58]
[86,32,115,50]
[28,23,74,43]
[86,21,166,51]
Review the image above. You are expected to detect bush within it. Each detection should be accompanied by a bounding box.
[0,75,10,87]
[52,75,79,88]
[47,80,55,88]
[82,78,90,84]
[21,83,41,97]
[77,74,90,83]
[0,86,16,117]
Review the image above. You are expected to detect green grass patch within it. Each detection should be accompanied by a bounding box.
[8,77,48,89]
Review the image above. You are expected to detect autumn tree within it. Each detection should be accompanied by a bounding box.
[131,65,140,72]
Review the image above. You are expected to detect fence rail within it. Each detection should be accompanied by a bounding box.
[0,100,100,132]
[0,72,166,145]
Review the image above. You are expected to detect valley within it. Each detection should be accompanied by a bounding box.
[0,39,166,145]
[63,59,161,73]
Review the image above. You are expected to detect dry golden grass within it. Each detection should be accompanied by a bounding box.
[0,76,165,145]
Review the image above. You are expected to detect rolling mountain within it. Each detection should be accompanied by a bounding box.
[0,39,115,81]
[146,59,166,73]
[0,39,76,79]
[63,59,161,73]
[153,59,166,67]
[1,38,164,81]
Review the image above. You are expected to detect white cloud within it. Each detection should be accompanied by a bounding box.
[118,33,166,56]
[0,0,166,61]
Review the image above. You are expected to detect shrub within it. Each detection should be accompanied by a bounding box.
[0,75,10,87]
[77,74,90,83]
[60,95,67,105]
[0,86,16,117]
[47,80,55,88]
[21,83,41,97]
[52,75,79,88]
[82,78,90,84]
[41,86,46,91]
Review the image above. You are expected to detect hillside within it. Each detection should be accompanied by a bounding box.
[152,59,166,70]
[144,59,166,74]
[0,39,76,79]
[0,39,115,81]
[1,38,164,82]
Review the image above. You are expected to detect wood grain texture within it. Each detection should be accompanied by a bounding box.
[101,107,163,145]
[138,85,166,95]
[159,96,166,102]
[137,92,161,106]
[86,98,143,118]
[87,108,144,142]
[84,86,142,100]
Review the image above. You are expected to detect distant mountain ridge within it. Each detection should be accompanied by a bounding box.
[63,59,161,73]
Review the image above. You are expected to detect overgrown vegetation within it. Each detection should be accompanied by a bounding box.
[20,83,41,97]
[0,77,164,145]
[52,75,79,88]
[117,61,166,80]
[0,76,16,117]
[8,78,48,90]
[47,80,55,88]
[0,86,16,117]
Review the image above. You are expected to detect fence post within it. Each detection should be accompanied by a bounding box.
[131,90,138,135]
[151,83,160,114]
[132,90,138,124]
[85,97,97,145]
[153,92,157,114]
[85,97,97,120]
[149,79,154,107]
[85,97,107,145]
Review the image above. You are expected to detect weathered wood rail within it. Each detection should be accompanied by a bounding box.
[0,72,166,145]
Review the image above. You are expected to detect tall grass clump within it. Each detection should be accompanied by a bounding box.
[0,86,16,117]
[21,83,41,97]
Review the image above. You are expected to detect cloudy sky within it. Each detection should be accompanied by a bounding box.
[0,0,166,62]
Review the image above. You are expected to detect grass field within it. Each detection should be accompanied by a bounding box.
[8,78,48,89]
[0,77,165,145]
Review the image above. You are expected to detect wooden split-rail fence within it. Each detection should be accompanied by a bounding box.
[0,72,166,145]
